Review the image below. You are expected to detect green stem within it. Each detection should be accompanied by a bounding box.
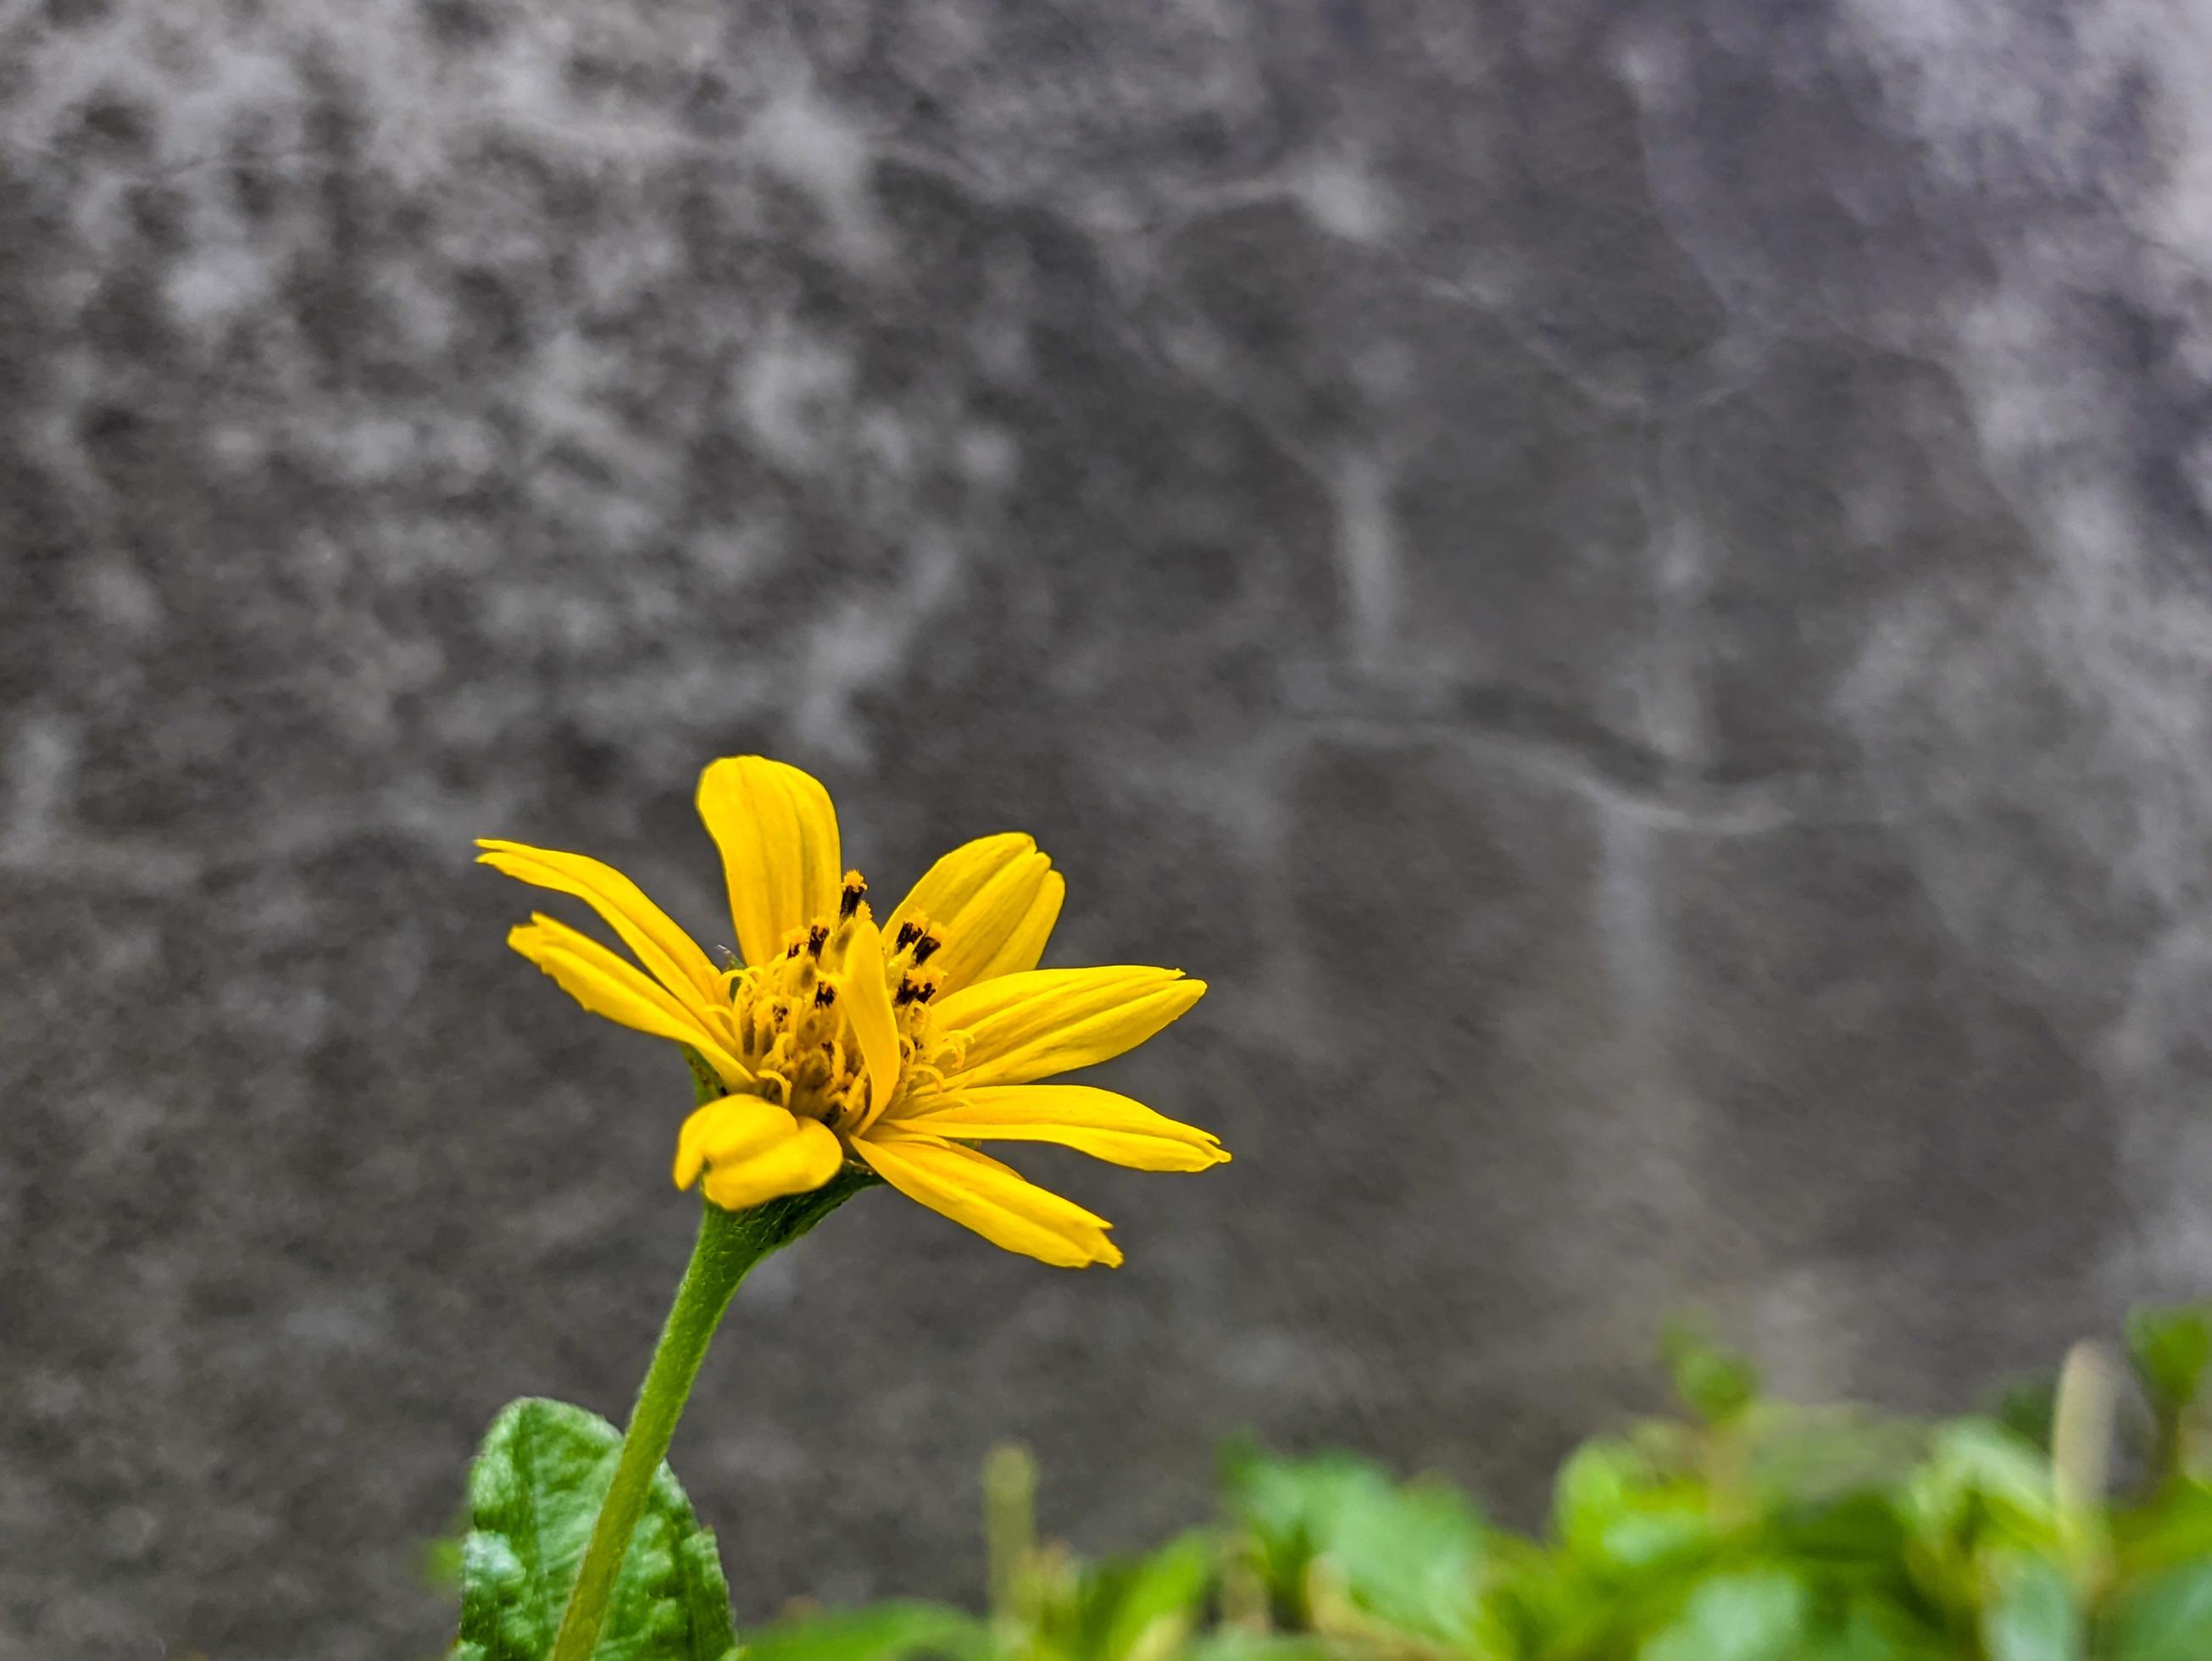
[548,1173,875,1661]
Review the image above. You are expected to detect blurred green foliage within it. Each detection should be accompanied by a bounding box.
[742,1306,2212,1661]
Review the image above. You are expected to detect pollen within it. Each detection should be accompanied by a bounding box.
[721,874,956,1128]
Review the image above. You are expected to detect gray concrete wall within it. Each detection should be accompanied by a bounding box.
[7,2,2212,1655]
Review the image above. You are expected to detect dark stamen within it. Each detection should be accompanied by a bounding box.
[894,919,923,949]
[806,923,829,958]
[814,981,837,1008]
[910,933,941,965]
[839,871,868,919]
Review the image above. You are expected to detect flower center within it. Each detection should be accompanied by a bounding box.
[725,869,950,1130]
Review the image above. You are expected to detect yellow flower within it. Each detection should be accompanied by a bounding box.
[479,757,1225,1267]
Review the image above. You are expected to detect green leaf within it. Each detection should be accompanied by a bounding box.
[1222,1447,1485,1643]
[1785,1601,1924,1661]
[452,1397,739,1661]
[740,1602,992,1661]
[1991,1376,2060,1456]
[1637,1569,1808,1661]
[2115,1477,2212,1575]
[1180,1635,1336,1661]
[1901,1422,2059,1553]
[1551,1441,1715,1571]
[1080,1530,1217,1661]
[1663,1320,1761,1425]
[2127,1308,2212,1419]
[2109,1561,2212,1661]
[1979,1555,2081,1661]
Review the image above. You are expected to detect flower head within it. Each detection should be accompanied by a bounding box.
[480,757,1224,1267]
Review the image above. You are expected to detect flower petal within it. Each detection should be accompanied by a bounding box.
[690,1104,845,1210]
[509,916,752,1088]
[675,1094,794,1188]
[933,967,1207,1088]
[837,908,903,1132]
[696,757,842,969]
[888,834,1060,992]
[970,869,1064,985]
[477,839,725,1010]
[675,1095,844,1205]
[889,1085,1228,1172]
[853,1129,1121,1268]
[888,830,1031,932]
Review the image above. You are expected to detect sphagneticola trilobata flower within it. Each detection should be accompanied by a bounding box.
[480,757,1225,1267]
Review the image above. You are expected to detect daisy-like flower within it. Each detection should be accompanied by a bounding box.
[480,757,1225,1267]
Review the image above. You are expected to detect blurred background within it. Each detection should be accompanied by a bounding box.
[6,1,2212,1655]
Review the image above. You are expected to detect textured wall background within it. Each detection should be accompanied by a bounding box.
[8,1,2212,1655]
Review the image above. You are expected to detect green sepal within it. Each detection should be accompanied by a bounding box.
[681,1047,727,1108]
[451,1397,740,1661]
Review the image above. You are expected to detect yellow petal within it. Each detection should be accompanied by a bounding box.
[509,917,752,1088]
[971,869,1064,984]
[889,830,1032,933]
[934,966,1207,1088]
[696,757,842,969]
[477,839,725,1010]
[853,1129,1122,1268]
[888,834,1061,992]
[693,1108,845,1209]
[675,1094,793,1187]
[889,1085,1228,1172]
[837,908,903,1132]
